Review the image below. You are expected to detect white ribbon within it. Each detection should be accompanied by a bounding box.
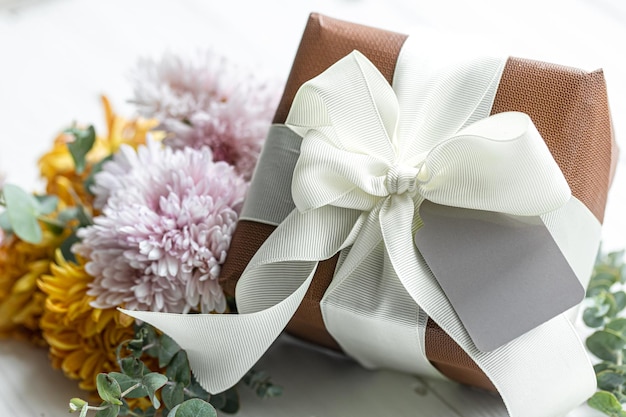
[124,43,596,417]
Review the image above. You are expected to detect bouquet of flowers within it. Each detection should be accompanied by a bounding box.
[0,50,281,417]
[1,44,626,417]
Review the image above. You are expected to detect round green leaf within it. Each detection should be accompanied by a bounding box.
[34,194,59,215]
[588,391,626,416]
[96,374,123,406]
[2,183,42,243]
[614,291,626,313]
[69,398,87,412]
[583,306,606,328]
[162,382,185,410]
[607,318,626,339]
[587,330,626,361]
[166,351,191,386]
[220,388,240,413]
[169,399,217,417]
[108,372,147,398]
[186,377,210,401]
[0,211,13,233]
[158,333,182,367]
[597,370,626,392]
[142,372,168,409]
[66,125,96,174]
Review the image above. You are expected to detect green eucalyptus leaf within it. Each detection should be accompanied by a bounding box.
[584,306,607,328]
[605,293,620,318]
[166,351,191,386]
[69,398,88,412]
[121,357,148,378]
[159,333,182,367]
[60,232,80,263]
[84,154,113,194]
[138,324,159,357]
[595,362,613,374]
[2,183,42,243]
[0,211,12,233]
[607,318,626,339]
[34,194,59,215]
[185,377,210,401]
[96,374,123,406]
[168,398,217,417]
[128,338,145,357]
[66,125,96,174]
[38,216,65,235]
[95,404,120,417]
[614,291,626,314]
[56,207,78,224]
[220,388,240,413]
[142,372,169,409]
[108,372,147,398]
[162,383,185,410]
[167,404,181,417]
[75,205,93,227]
[588,391,626,417]
[208,392,226,409]
[597,370,626,392]
[587,330,626,362]
[263,385,283,398]
[608,251,625,268]
[79,403,89,417]
[588,283,611,298]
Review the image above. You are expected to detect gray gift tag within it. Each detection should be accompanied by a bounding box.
[414,200,584,352]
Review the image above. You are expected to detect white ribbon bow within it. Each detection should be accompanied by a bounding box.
[125,48,595,417]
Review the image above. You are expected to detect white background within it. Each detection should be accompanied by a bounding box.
[0,0,624,416]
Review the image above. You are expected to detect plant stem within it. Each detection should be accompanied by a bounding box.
[88,404,111,411]
[121,382,143,398]
[618,350,623,367]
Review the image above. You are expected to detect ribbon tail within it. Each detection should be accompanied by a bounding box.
[321,199,442,378]
[123,206,360,394]
[120,266,316,394]
[379,197,595,417]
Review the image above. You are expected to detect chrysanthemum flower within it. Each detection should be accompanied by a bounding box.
[0,231,66,344]
[38,251,137,391]
[130,50,279,180]
[75,138,248,314]
[38,96,160,207]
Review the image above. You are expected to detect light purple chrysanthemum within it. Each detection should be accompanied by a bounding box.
[130,50,280,180]
[75,138,248,314]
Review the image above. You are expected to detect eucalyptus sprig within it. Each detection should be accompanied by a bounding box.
[68,323,282,417]
[584,249,626,416]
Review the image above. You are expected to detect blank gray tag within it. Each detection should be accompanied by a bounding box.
[414,200,584,352]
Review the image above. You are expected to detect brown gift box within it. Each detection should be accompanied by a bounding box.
[220,13,616,391]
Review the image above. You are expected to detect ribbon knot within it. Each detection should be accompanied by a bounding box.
[385,164,420,196]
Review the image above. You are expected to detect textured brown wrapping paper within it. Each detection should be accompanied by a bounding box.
[220,13,616,392]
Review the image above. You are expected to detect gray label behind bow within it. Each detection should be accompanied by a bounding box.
[415,200,584,352]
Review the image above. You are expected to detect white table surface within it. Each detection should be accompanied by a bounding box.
[1,0,625,416]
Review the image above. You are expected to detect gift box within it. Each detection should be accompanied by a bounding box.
[127,12,617,417]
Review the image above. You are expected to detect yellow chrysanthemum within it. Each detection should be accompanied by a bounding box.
[38,96,160,207]
[0,230,66,344]
[38,251,138,391]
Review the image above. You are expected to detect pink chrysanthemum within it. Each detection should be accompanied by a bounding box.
[130,50,280,180]
[75,138,248,314]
